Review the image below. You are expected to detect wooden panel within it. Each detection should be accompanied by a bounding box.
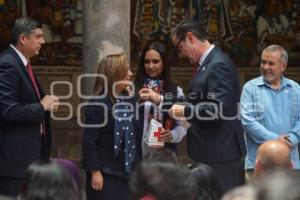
[33,66,82,118]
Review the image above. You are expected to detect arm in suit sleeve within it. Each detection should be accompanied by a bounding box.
[82,103,104,171]
[240,82,278,143]
[184,63,237,122]
[0,63,44,122]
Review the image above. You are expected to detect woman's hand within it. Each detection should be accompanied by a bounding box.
[139,88,161,104]
[90,170,104,191]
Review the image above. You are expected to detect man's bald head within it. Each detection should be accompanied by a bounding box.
[255,140,292,177]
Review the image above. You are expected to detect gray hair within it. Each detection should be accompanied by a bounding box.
[257,170,300,200]
[12,17,42,45]
[222,185,257,200]
[263,45,288,65]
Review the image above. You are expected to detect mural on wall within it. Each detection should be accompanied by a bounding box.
[131,0,300,67]
[0,0,82,66]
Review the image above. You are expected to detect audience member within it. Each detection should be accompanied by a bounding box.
[188,163,223,200]
[254,140,292,178]
[240,45,300,181]
[129,161,197,200]
[52,158,81,189]
[18,160,80,200]
[0,196,14,200]
[257,170,300,200]
[143,148,179,163]
[221,185,257,200]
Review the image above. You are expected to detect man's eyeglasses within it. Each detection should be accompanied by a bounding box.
[169,33,186,62]
[174,34,186,51]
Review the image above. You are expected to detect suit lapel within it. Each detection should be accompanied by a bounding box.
[199,46,219,72]
[7,47,30,80]
[8,47,42,99]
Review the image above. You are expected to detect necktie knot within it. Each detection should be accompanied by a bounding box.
[26,62,31,68]
[192,64,200,77]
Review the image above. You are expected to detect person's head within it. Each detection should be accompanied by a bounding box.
[143,149,179,164]
[257,170,300,200]
[93,52,132,98]
[260,45,288,87]
[255,140,292,178]
[142,41,167,79]
[171,20,211,64]
[52,159,81,189]
[12,17,44,59]
[221,185,257,200]
[0,195,14,200]
[135,41,175,93]
[130,161,197,200]
[188,163,223,200]
[19,160,80,200]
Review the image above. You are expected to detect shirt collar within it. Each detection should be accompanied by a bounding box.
[257,75,290,88]
[10,44,28,67]
[199,44,215,66]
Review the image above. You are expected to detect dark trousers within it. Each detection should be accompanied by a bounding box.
[209,158,245,192]
[86,173,129,200]
[0,175,23,197]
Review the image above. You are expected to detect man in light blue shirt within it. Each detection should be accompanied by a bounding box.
[240,45,300,179]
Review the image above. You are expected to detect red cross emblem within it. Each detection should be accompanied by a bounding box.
[153,127,162,141]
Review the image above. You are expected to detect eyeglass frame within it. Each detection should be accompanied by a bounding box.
[168,33,187,62]
[174,33,187,52]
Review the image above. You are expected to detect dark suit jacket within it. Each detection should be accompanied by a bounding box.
[0,46,51,178]
[184,46,246,163]
[83,95,142,177]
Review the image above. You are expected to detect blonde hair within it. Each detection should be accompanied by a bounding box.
[93,53,128,99]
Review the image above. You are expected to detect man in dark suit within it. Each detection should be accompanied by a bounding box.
[0,17,59,197]
[169,20,246,192]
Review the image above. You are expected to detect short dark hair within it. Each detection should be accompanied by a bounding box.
[130,161,197,200]
[11,17,42,45]
[171,20,208,42]
[19,160,80,200]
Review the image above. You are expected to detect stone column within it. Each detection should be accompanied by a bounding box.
[83,0,130,95]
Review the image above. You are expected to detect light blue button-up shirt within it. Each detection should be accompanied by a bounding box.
[241,76,300,169]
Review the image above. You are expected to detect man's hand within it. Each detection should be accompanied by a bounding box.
[277,135,293,148]
[41,95,59,111]
[168,104,185,120]
[91,170,104,191]
[160,129,173,143]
